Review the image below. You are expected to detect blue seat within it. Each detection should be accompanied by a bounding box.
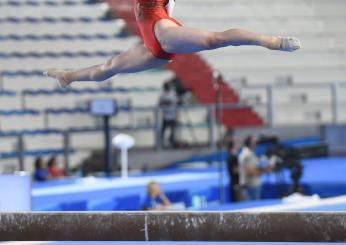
[0,90,16,97]
[1,69,42,77]
[0,129,62,137]
[0,33,116,41]
[0,109,39,116]
[0,148,74,159]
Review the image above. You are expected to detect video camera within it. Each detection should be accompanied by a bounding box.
[258,136,304,194]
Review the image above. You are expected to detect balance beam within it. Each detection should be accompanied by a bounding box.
[0,212,345,242]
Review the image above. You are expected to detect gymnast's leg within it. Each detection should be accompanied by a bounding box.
[155,19,301,54]
[44,44,169,87]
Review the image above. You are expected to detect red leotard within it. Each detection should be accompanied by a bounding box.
[134,0,182,60]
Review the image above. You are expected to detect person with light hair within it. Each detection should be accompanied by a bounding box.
[142,181,171,211]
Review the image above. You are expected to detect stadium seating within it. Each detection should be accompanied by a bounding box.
[0,0,175,172]
[1,0,345,172]
[0,90,21,110]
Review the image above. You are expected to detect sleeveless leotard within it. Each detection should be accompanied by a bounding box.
[134,0,181,60]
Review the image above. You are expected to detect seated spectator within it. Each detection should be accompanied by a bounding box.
[142,181,171,211]
[47,156,65,178]
[33,157,49,182]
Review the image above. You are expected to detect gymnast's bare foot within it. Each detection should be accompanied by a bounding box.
[43,69,71,88]
[266,36,301,52]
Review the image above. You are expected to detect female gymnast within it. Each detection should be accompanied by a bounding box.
[45,0,301,87]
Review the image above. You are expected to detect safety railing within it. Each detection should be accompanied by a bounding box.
[237,81,346,127]
[0,103,251,172]
[1,80,345,172]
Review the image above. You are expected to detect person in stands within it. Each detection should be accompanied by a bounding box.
[159,82,178,148]
[227,137,242,202]
[47,156,65,179]
[33,157,50,182]
[238,135,272,200]
[142,181,171,210]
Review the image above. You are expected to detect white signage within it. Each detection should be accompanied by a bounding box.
[0,173,31,211]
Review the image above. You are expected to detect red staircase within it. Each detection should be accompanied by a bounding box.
[106,0,264,128]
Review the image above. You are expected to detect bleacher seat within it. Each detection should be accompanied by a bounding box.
[21,87,162,109]
[0,90,21,110]
[0,109,44,131]
[46,109,96,129]
[23,133,63,151]
[0,38,135,53]
[0,20,125,36]
[0,137,18,152]
[0,5,105,19]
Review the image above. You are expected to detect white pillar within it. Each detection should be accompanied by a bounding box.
[267,85,274,127]
[331,82,340,124]
[121,149,128,180]
[113,134,135,180]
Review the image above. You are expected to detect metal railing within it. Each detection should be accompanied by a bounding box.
[237,81,346,126]
[0,103,252,172]
[1,80,345,172]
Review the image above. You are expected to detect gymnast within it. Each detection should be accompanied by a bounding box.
[45,0,301,87]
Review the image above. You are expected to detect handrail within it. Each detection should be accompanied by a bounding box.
[238,81,346,90]
[0,33,118,41]
[0,16,108,24]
